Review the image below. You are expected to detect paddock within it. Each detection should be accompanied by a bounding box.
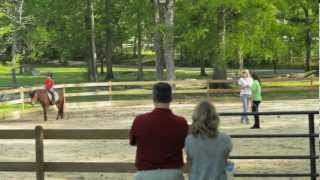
[0,99,318,180]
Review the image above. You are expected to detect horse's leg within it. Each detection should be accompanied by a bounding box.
[56,104,60,120]
[42,105,47,121]
[60,102,64,119]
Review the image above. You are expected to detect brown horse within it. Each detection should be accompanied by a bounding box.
[30,89,65,121]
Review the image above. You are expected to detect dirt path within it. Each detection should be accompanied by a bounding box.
[0,99,318,180]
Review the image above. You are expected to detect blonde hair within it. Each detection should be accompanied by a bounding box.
[241,69,251,77]
[191,101,220,138]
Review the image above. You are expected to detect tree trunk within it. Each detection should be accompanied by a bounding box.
[105,0,114,80]
[289,48,293,64]
[85,0,93,81]
[137,12,144,80]
[305,28,311,72]
[303,7,312,72]
[11,33,18,87]
[180,46,183,63]
[18,0,24,75]
[238,46,243,70]
[153,0,164,80]
[212,6,228,88]
[87,0,97,81]
[133,36,137,57]
[11,0,24,87]
[272,59,278,74]
[199,52,207,76]
[163,0,176,81]
[100,58,104,74]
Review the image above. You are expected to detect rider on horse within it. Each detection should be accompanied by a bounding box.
[45,73,56,104]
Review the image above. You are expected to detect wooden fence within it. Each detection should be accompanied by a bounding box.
[0,111,318,180]
[0,77,317,109]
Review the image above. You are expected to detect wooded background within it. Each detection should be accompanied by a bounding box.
[0,0,318,81]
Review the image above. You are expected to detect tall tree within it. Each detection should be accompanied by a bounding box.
[85,0,98,81]
[1,0,25,87]
[163,0,176,81]
[153,0,165,80]
[212,5,227,83]
[136,4,143,80]
[105,0,114,80]
[279,0,318,72]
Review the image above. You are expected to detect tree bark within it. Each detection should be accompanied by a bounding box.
[100,58,104,74]
[212,6,228,88]
[238,46,243,70]
[200,58,207,76]
[137,11,144,80]
[87,0,97,81]
[133,36,137,57]
[85,0,93,81]
[105,0,114,80]
[153,0,164,80]
[154,0,163,80]
[305,28,312,72]
[163,0,176,81]
[272,58,278,74]
[302,6,312,72]
[11,0,24,87]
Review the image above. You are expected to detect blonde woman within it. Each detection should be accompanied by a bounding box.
[238,69,253,124]
[185,101,233,180]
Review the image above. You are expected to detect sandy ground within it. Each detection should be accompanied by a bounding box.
[0,99,318,180]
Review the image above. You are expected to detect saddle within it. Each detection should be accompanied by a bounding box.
[47,90,59,105]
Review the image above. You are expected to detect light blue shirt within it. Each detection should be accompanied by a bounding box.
[185,133,233,180]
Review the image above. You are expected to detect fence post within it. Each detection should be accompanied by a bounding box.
[310,76,313,86]
[35,126,44,180]
[308,113,317,180]
[20,86,24,111]
[108,81,112,104]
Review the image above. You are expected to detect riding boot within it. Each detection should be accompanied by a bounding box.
[50,91,55,105]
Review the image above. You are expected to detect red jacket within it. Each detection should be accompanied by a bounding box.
[45,79,55,90]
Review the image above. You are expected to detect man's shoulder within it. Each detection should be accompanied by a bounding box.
[171,113,188,128]
[134,112,152,121]
[173,114,187,122]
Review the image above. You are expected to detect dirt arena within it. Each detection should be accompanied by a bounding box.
[0,99,318,180]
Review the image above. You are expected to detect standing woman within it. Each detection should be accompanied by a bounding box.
[185,101,233,180]
[238,69,253,124]
[250,73,262,129]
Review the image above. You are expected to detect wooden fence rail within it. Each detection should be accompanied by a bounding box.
[0,111,318,180]
[0,77,317,108]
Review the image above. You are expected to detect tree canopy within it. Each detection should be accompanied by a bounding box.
[0,0,318,81]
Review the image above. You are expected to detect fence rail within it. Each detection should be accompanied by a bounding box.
[0,111,318,180]
[0,77,317,108]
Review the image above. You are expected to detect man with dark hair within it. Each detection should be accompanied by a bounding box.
[130,82,189,180]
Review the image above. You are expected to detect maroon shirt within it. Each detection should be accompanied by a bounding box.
[130,108,189,170]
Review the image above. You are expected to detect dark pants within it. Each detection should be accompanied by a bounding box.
[251,101,261,128]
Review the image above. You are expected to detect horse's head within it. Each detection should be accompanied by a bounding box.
[29,90,38,105]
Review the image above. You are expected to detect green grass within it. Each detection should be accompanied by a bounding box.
[0,103,35,114]
[263,80,318,87]
[0,64,317,115]
[1,64,317,88]
[0,65,210,87]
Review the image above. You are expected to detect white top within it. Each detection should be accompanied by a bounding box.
[238,77,253,95]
